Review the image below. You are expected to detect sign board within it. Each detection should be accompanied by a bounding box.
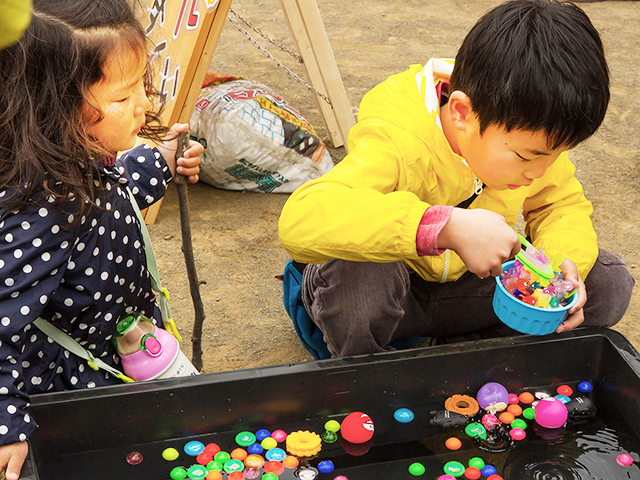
[139,0,232,223]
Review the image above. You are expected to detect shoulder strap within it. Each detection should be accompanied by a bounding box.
[126,187,182,344]
[33,318,134,383]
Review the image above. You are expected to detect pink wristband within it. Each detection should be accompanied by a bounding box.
[416,205,453,256]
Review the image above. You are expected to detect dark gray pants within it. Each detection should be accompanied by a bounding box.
[301,249,634,357]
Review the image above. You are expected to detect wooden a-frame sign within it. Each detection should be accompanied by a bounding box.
[140,0,355,224]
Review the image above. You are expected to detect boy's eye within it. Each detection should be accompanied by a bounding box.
[116,96,131,103]
[516,152,534,161]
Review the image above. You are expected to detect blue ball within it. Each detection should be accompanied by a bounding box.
[481,465,498,477]
[265,447,286,462]
[317,460,335,473]
[394,408,415,423]
[247,443,263,454]
[255,429,271,442]
[183,440,205,456]
[555,394,571,404]
[578,381,593,393]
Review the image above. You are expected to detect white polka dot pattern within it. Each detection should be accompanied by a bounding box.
[0,146,172,444]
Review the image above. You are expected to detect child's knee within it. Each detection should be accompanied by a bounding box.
[583,249,634,327]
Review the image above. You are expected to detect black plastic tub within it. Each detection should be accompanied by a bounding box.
[24,328,640,479]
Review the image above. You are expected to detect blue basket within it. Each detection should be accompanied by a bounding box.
[493,260,578,335]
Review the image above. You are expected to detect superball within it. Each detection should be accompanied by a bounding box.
[534,397,568,429]
[341,412,374,444]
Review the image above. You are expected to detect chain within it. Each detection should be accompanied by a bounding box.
[229,8,303,63]
[226,13,332,105]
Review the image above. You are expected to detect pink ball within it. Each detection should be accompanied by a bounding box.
[509,427,526,441]
[617,453,634,467]
[534,397,568,429]
[271,429,287,442]
[508,393,519,405]
[334,477,349,480]
[437,476,456,480]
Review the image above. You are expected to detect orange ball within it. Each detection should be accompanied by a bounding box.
[206,471,223,480]
[519,392,535,404]
[464,466,482,479]
[231,448,248,461]
[228,472,244,480]
[283,456,299,469]
[507,404,523,416]
[498,412,515,424]
[445,437,462,450]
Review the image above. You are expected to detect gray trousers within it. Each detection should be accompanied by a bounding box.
[301,249,635,357]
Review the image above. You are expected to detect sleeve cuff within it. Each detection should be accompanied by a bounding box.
[416,205,453,256]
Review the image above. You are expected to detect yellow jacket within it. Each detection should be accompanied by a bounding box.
[278,60,598,282]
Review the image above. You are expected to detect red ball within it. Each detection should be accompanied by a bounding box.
[487,475,504,480]
[556,384,573,396]
[341,412,374,444]
[464,466,481,479]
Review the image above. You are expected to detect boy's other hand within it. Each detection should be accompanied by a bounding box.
[439,208,521,278]
[555,258,587,333]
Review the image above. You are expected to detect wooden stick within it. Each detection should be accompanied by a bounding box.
[174,131,206,371]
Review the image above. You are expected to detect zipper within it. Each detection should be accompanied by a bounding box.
[473,177,484,195]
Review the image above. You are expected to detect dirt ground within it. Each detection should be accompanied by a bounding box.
[148,0,640,374]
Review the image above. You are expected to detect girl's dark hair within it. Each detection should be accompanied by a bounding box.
[449,0,609,150]
[0,0,167,224]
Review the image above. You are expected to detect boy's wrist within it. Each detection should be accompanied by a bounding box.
[416,205,454,256]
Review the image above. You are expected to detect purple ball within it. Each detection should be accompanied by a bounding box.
[477,382,509,411]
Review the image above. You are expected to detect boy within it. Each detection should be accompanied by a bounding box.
[278,0,634,357]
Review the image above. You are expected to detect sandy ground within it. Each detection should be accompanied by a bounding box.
[148,0,640,374]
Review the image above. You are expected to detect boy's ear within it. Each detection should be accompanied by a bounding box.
[447,91,476,132]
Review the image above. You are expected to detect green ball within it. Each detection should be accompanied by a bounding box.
[235,431,256,447]
[214,451,230,463]
[324,420,341,432]
[511,419,527,430]
[322,430,338,443]
[464,422,487,440]
[186,465,208,479]
[523,407,536,420]
[170,467,188,480]
[162,447,179,461]
[468,456,485,469]
[262,473,279,480]
[443,461,466,477]
[223,459,245,473]
[206,460,223,471]
[408,462,425,476]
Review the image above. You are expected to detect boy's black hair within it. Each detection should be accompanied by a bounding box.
[449,0,609,150]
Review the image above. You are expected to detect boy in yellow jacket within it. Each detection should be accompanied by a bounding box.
[278,0,634,357]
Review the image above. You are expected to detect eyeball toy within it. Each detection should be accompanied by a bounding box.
[477,382,509,412]
[534,397,568,429]
[341,412,374,444]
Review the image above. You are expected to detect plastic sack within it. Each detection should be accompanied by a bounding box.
[189,76,334,192]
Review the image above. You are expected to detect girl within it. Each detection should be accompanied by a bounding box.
[0,0,203,477]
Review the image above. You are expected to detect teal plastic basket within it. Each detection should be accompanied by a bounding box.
[493,260,578,335]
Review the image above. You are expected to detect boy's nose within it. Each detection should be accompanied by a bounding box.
[524,157,552,179]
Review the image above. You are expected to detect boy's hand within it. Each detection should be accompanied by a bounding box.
[555,257,587,333]
[156,123,203,183]
[0,441,28,480]
[439,208,521,278]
